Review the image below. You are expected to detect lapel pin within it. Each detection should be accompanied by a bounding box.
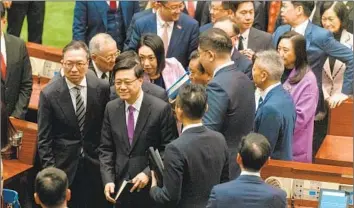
[177,25,182,30]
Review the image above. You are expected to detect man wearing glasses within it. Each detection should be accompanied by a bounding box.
[89,33,120,85]
[99,56,178,207]
[37,40,111,208]
[126,1,199,68]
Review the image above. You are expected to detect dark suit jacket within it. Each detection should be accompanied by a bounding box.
[203,64,255,179]
[272,22,354,112]
[253,1,266,31]
[347,1,354,34]
[182,1,208,26]
[37,73,110,184]
[254,85,296,160]
[231,49,253,80]
[207,175,287,208]
[109,82,168,102]
[150,126,229,208]
[88,61,114,85]
[248,27,274,52]
[125,13,199,68]
[73,1,140,50]
[99,93,178,186]
[3,34,33,119]
[199,22,212,33]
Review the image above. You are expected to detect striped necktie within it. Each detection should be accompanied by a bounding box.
[74,86,85,135]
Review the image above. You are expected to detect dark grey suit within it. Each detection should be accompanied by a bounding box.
[150,126,229,208]
[203,64,255,179]
[2,33,32,119]
[89,61,114,85]
[99,92,178,207]
[110,81,168,102]
[247,27,274,52]
[37,72,110,207]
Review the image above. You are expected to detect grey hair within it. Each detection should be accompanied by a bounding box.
[89,33,116,54]
[254,50,284,81]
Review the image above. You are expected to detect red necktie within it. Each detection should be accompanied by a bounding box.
[187,1,195,18]
[110,1,117,11]
[1,52,6,80]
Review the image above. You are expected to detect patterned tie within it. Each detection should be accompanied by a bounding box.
[75,86,85,136]
[187,1,195,18]
[101,73,107,80]
[127,105,135,145]
[161,23,169,56]
[238,36,244,51]
[1,52,6,80]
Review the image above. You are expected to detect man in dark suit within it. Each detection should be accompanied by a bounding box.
[234,1,273,60]
[89,33,119,85]
[199,28,255,179]
[0,5,32,119]
[214,17,253,79]
[99,56,178,208]
[72,1,140,50]
[253,50,296,160]
[182,1,208,26]
[5,1,45,44]
[188,50,210,85]
[126,1,199,68]
[109,51,168,102]
[37,41,110,208]
[207,133,287,208]
[150,84,229,208]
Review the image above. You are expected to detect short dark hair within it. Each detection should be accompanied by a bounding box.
[176,84,207,120]
[199,28,233,54]
[35,167,68,208]
[239,133,271,172]
[0,2,5,18]
[320,2,348,30]
[189,50,206,74]
[290,1,315,17]
[113,51,144,79]
[139,33,166,75]
[234,1,254,12]
[277,31,308,84]
[62,40,90,60]
[220,1,238,13]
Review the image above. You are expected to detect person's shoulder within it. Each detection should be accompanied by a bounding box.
[106,97,123,109]
[42,76,63,94]
[135,12,155,25]
[4,33,25,46]
[251,27,272,38]
[179,13,199,26]
[212,179,239,193]
[144,92,169,108]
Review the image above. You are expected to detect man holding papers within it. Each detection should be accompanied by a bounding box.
[150,84,229,208]
[99,56,178,207]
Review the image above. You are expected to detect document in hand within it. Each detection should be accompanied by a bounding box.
[148,147,164,186]
[166,71,190,100]
[115,180,133,200]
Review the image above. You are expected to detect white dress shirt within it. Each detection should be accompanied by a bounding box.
[66,77,88,112]
[238,28,250,50]
[182,123,203,133]
[1,32,7,64]
[213,61,235,78]
[125,90,144,129]
[292,19,309,36]
[156,11,174,47]
[240,170,261,177]
[92,61,109,81]
[255,82,281,111]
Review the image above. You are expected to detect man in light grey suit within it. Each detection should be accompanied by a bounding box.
[1,4,32,119]
[199,28,255,179]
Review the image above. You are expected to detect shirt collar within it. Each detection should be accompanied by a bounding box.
[92,61,108,79]
[241,28,250,39]
[65,76,87,90]
[240,170,261,177]
[157,11,174,27]
[182,123,203,133]
[125,90,144,113]
[260,82,281,100]
[293,19,309,36]
[213,61,234,77]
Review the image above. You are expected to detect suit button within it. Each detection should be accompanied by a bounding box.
[129,155,132,158]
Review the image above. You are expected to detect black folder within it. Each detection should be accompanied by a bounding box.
[148,146,164,186]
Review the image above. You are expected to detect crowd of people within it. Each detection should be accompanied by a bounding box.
[1,1,353,208]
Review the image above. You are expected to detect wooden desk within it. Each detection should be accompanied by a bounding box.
[328,99,353,137]
[315,135,353,167]
[29,75,50,111]
[3,160,32,184]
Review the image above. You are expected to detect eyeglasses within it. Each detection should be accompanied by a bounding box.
[115,78,138,87]
[96,51,121,62]
[162,3,184,12]
[62,61,88,70]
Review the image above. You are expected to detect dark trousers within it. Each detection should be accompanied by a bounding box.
[313,114,329,159]
[7,1,45,44]
[68,157,111,208]
[115,182,154,208]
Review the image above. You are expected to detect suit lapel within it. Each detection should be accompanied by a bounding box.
[56,77,80,132]
[94,1,108,29]
[82,75,97,137]
[304,23,313,50]
[151,14,158,33]
[130,94,151,152]
[118,100,131,148]
[4,34,15,84]
[323,58,333,80]
[167,18,184,56]
[247,28,259,50]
